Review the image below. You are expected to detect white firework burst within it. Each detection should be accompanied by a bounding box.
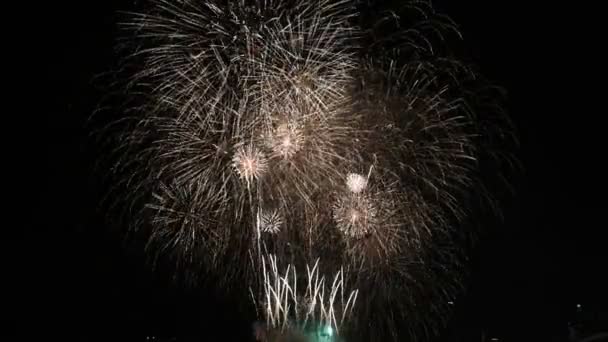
[346,173,368,194]
[332,194,378,239]
[257,208,284,234]
[232,144,268,187]
[266,123,304,160]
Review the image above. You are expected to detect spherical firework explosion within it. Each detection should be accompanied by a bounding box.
[257,208,284,235]
[100,0,515,340]
[332,191,377,239]
[265,122,304,160]
[345,173,368,194]
[232,143,268,188]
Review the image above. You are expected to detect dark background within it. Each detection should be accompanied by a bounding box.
[10,0,605,341]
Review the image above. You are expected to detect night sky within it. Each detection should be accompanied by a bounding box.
[11,0,606,341]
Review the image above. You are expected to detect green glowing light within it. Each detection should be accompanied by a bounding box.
[307,324,336,342]
[293,321,343,342]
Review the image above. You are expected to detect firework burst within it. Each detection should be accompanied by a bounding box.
[232,143,269,188]
[345,173,368,194]
[264,122,304,160]
[99,0,516,340]
[332,192,377,239]
[257,208,284,235]
[104,0,362,281]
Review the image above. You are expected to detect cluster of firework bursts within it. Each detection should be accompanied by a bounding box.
[102,0,514,340]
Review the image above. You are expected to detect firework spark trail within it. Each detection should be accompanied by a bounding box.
[259,255,358,337]
[123,0,358,119]
[101,0,516,340]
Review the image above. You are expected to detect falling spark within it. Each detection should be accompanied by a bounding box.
[259,254,358,337]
